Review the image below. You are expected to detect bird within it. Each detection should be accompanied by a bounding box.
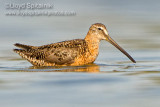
[13,23,136,66]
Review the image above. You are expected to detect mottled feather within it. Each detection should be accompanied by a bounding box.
[14,39,88,66]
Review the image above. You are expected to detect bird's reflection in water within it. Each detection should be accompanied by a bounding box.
[27,63,100,73]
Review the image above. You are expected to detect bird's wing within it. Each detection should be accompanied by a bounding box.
[43,39,87,65]
[44,47,78,65]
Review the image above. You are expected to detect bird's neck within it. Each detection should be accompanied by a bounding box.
[85,32,101,47]
[85,32,100,55]
[84,32,100,63]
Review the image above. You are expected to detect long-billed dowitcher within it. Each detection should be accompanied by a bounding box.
[14,23,136,66]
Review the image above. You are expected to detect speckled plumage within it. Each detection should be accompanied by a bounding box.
[14,23,136,66]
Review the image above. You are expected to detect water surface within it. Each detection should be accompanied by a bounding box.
[0,0,160,107]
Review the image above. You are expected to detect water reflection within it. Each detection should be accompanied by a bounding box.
[17,64,100,72]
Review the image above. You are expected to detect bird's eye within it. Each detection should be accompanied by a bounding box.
[98,28,102,30]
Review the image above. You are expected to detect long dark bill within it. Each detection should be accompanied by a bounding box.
[108,36,136,63]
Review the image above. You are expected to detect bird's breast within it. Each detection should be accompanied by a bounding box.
[71,42,99,66]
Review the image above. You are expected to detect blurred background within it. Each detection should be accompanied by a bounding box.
[1,0,160,61]
[0,0,160,107]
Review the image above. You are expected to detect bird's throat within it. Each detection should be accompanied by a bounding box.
[84,34,100,62]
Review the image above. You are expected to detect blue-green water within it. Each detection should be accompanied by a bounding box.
[0,0,160,107]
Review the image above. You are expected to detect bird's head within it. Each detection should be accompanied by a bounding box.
[87,23,136,63]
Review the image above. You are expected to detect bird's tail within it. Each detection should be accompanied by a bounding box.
[13,43,33,59]
[14,43,33,50]
[13,49,30,59]
[13,43,45,66]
